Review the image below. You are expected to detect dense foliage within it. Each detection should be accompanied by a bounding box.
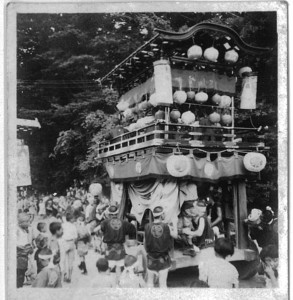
[17,12,277,209]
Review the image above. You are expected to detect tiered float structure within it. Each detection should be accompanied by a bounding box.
[97,23,272,277]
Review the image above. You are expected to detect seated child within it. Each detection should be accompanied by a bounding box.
[34,234,49,274]
[259,244,278,288]
[199,237,239,288]
[32,248,62,288]
[91,258,115,288]
[118,255,145,288]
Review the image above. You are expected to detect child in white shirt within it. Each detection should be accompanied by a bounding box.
[199,237,239,288]
[61,213,78,283]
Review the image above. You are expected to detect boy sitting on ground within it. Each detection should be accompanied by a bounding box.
[91,258,115,288]
[199,237,239,288]
[259,244,278,288]
[32,248,62,288]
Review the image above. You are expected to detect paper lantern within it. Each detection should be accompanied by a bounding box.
[89,183,102,196]
[155,109,165,120]
[182,111,196,125]
[173,90,187,104]
[166,154,191,177]
[195,91,208,103]
[170,109,181,122]
[224,49,239,63]
[204,162,215,177]
[243,152,267,172]
[187,45,203,60]
[212,94,221,105]
[221,113,232,125]
[219,95,232,108]
[187,91,196,101]
[204,47,219,62]
[239,66,253,78]
[209,112,221,124]
[240,75,257,109]
[149,93,158,107]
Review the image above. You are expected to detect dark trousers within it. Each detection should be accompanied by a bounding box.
[17,268,26,288]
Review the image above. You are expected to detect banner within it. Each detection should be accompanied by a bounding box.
[17,143,32,186]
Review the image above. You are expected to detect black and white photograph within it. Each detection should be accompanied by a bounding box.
[4,1,288,299]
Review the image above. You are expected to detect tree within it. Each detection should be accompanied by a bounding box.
[17,12,278,201]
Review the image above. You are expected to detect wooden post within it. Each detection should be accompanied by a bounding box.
[233,181,249,249]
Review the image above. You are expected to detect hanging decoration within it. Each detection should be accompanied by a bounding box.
[224,49,239,63]
[173,90,187,104]
[166,153,191,177]
[209,111,221,124]
[153,60,173,106]
[243,152,267,172]
[221,112,232,125]
[181,111,196,125]
[170,109,181,122]
[204,46,219,62]
[219,95,232,108]
[240,74,258,109]
[239,66,252,78]
[89,183,103,196]
[187,45,203,60]
[212,93,221,105]
[155,109,165,120]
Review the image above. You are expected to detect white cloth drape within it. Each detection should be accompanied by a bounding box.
[127,180,198,226]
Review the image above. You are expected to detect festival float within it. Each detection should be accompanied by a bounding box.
[97,22,272,278]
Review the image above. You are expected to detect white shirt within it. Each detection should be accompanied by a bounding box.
[199,256,239,288]
[17,226,30,247]
[62,222,78,241]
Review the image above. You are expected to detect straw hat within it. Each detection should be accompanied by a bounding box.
[247,208,262,223]
[153,206,164,217]
[166,154,191,177]
[243,152,267,172]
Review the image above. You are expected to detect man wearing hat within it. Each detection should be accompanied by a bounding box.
[100,204,136,283]
[176,200,200,255]
[181,199,214,250]
[144,206,173,288]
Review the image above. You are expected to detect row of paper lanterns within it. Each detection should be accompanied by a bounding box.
[187,45,239,63]
[125,109,232,132]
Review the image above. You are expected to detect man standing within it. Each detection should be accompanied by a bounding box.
[100,205,136,283]
[144,206,174,288]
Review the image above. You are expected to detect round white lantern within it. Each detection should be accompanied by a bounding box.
[221,113,232,125]
[212,93,221,105]
[219,95,232,108]
[181,111,196,125]
[195,91,208,103]
[204,47,219,62]
[187,45,203,60]
[89,183,102,196]
[187,91,196,101]
[224,49,239,63]
[173,90,187,105]
[209,112,221,124]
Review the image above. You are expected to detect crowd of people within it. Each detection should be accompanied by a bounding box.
[16,182,278,289]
